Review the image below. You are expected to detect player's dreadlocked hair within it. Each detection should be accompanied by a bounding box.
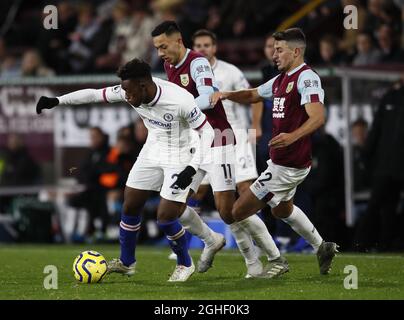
[117,58,152,81]
[151,20,181,37]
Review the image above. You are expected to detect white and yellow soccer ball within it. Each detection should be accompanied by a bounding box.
[73,250,108,284]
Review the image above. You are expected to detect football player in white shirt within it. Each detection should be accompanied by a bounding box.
[153,21,289,278]
[36,58,217,282]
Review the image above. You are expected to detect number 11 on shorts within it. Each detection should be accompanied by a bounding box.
[221,164,232,179]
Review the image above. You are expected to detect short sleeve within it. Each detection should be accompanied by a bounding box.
[190,57,217,90]
[257,75,279,99]
[297,70,325,105]
[180,98,207,130]
[103,85,126,103]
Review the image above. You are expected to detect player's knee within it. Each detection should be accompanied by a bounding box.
[231,201,245,222]
[122,199,141,216]
[271,203,292,219]
[157,211,175,223]
[236,181,251,195]
[217,205,234,224]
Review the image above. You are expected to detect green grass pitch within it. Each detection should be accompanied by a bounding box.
[0,244,403,300]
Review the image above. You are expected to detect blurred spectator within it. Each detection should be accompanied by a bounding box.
[261,33,277,82]
[354,77,404,251]
[104,128,137,222]
[67,3,105,73]
[365,0,402,36]
[352,32,382,66]
[37,1,78,74]
[120,7,157,66]
[0,134,41,213]
[0,38,20,78]
[318,35,344,66]
[338,0,367,56]
[20,49,55,77]
[68,127,111,240]
[0,133,40,186]
[95,1,132,72]
[376,24,404,63]
[351,118,371,192]
[97,3,157,72]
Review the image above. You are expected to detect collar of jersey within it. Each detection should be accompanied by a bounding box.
[144,84,162,107]
[211,58,218,71]
[175,49,191,68]
[287,63,306,76]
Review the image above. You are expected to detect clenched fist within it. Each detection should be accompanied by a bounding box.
[36,96,59,114]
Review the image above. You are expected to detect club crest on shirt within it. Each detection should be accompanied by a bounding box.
[163,113,174,122]
[180,74,189,86]
[286,81,294,93]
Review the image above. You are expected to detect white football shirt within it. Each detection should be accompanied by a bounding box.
[212,59,251,130]
[59,77,208,169]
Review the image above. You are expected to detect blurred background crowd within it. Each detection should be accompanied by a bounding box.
[1,0,404,76]
[1,0,404,254]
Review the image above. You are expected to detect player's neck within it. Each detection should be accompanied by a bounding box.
[209,56,217,67]
[144,83,158,105]
[177,46,188,64]
[285,59,305,74]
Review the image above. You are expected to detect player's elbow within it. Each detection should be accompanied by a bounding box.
[318,113,326,127]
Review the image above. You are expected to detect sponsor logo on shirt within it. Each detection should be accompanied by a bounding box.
[188,107,202,123]
[273,97,286,119]
[180,74,189,86]
[148,118,172,128]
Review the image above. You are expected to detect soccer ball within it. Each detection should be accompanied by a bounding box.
[73,250,108,284]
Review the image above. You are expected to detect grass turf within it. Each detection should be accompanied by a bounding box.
[0,244,403,300]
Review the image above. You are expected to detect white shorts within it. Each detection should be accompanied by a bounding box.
[233,135,258,183]
[125,158,192,203]
[250,160,310,208]
[200,135,258,186]
[190,144,236,193]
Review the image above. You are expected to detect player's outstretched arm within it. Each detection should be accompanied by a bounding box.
[36,86,125,114]
[210,88,263,106]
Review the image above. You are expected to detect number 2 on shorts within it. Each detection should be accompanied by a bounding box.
[258,172,272,186]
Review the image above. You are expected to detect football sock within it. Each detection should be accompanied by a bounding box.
[179,206,216,247]
[229,222,258,265]
[238,215,281,261]
[119,214,141,266]
[158,219,192,267]
[185,231,193,249]
[282,205,323,252]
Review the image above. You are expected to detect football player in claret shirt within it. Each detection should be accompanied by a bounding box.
[151,21,289,278]
[211,28,339,275]
[36,59,216,282]
[191,29,260,213]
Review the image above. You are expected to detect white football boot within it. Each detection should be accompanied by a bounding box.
[168,261,195,282]
[197,232,226,273]
[168,252,177,260]
[244,259,264,279]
